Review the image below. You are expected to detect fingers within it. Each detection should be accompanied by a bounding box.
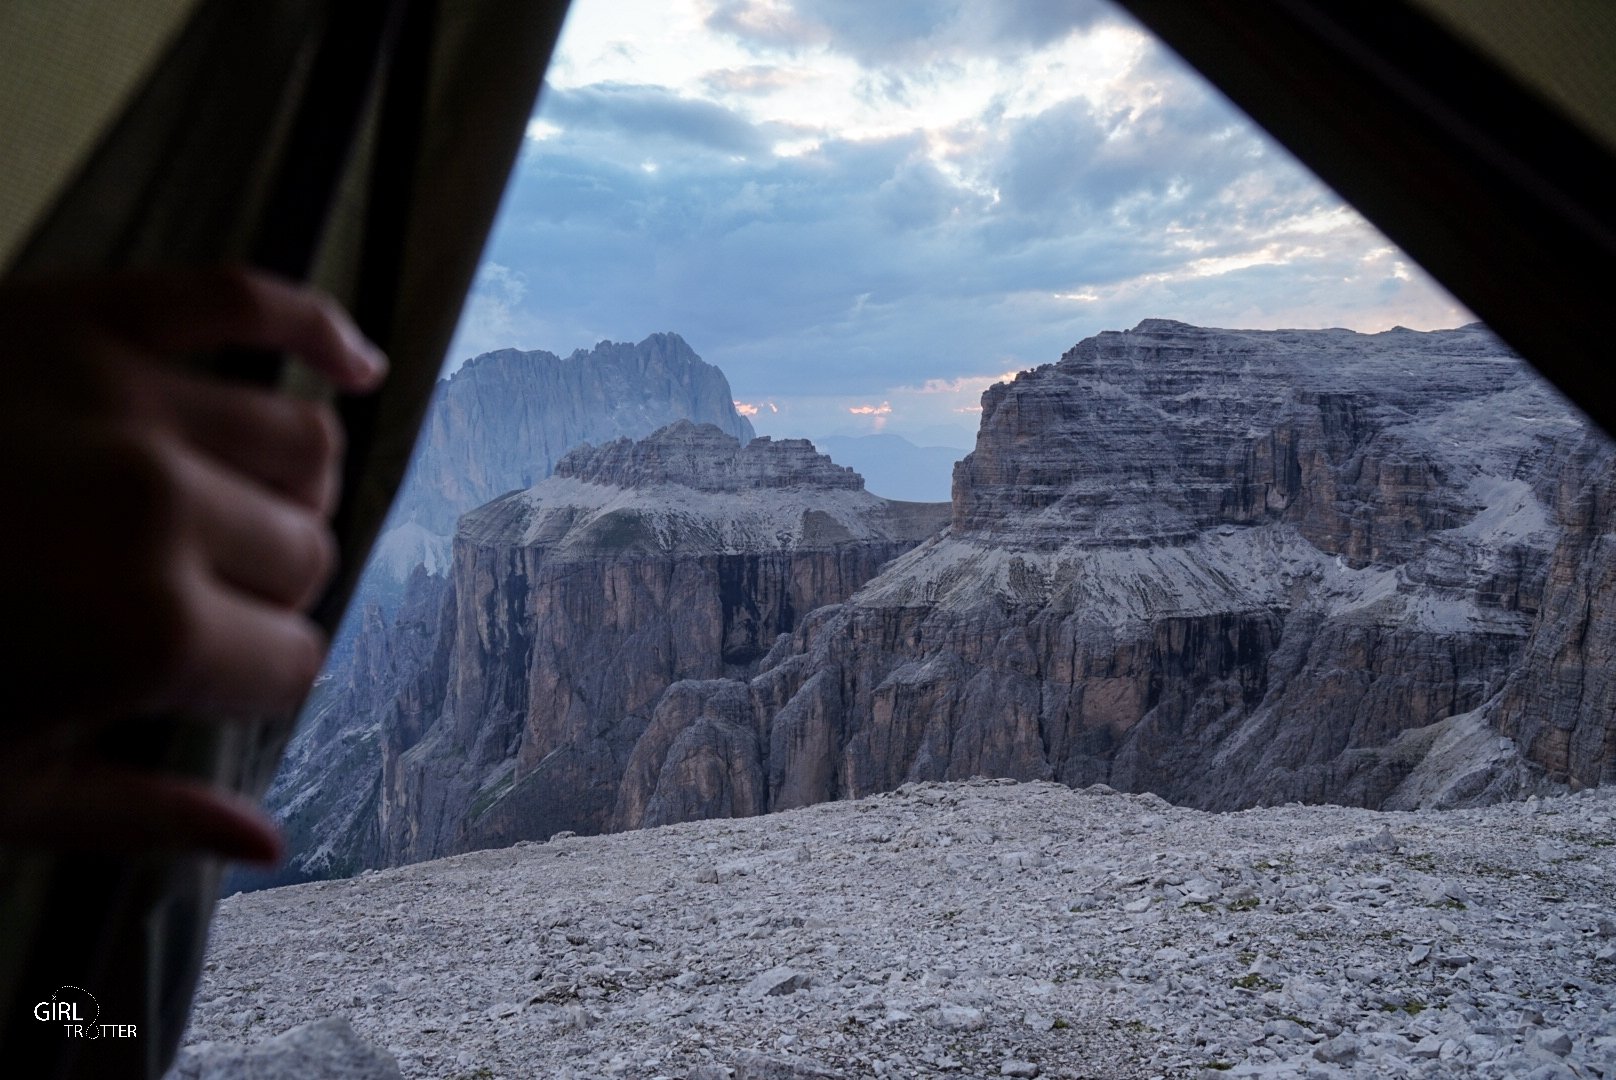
[88,266,387,393]
[0,765,284,864]
[182,449,338,609]
[168,569,330,715]
[163,371,344,514]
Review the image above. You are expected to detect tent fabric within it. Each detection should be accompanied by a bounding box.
[0,0,203,268]
[1410,0,1616,154]
[1116,0,1616,441]
[2,0,1611,1076]
[0,2,568,1075]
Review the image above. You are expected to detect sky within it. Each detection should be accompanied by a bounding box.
[446,0,1473,446]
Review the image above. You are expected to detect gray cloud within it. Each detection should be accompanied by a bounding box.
[541,82,771,155]
[468,6,1464,423]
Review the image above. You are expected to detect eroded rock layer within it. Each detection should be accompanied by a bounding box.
[378,422,950,863]
[297,320,1613,875]
[610,321,1612,832]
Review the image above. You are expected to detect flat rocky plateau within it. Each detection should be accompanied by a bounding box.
[183,781,1616,1079]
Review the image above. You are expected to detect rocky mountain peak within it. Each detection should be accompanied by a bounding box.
[275,319,1612,890]
[554,420,865,492]
[362,334,756,579]
[960,320,1544,551]
[564,330,702,369]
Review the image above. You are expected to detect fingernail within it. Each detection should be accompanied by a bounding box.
[361,345,389,381]
[338,319,388,385]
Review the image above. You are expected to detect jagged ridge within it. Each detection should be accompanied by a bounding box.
[279,320,1615,884]
[555,420,863,492]
[375,422,950,863]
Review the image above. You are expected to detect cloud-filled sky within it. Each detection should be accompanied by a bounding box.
[447,0,1472,445]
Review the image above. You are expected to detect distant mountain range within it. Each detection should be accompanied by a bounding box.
[360,333,755,609]
[258,320,1614,887]
[244,334,757,888]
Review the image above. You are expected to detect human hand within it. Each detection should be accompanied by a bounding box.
[0,266,386,863]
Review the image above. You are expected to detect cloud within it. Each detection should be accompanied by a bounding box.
[455,0,1473,438]
[541,82,772,155]
[445,262,537,367]
[847,399,893,431]
[707,0,1115,65]
[909,371,1022,395]
[702,65,814,96]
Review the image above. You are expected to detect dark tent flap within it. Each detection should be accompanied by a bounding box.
[1117,0,1616,439]
[0,3,569,1076]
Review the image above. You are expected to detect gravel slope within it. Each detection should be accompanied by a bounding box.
[184,780,1616,1079]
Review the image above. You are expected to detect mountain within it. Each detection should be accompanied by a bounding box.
[376,421,950,864]
[361,332,755,608]
[730,320,1611,810]
[270,421,948,878]
[276,319,1613,882]
[254,336,756,886]
[810,433,968,502]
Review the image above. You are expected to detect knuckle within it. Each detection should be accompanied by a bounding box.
[102,429,188,537]
[271,508,337,609]
[295,399,344,466]
[206,265,269,332]
[291,620,327,688]
[133,572,202,709]
[272,618,328,702]
[296,518,339,597]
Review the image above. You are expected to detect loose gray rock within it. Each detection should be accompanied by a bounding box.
[182,780,1616,1080]
[1539,1028,1574,1056]
[932,1005,987,1032]
[731,1050,843,1079]
[743,967,810,999]
[166,1018,401,1080]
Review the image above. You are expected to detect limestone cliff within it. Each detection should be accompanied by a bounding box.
[257,335,755,885]
[376,423,949,863]
[610,321,1610,829]
[366,332,755,601]
[287,320,1614,878]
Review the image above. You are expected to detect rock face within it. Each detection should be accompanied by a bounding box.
[366,332,755,604]
[377,422,949,863]
[258,336,755,886]
[1488,447,1616,790]
[278,319,1614,882]
[713,320,1609,814]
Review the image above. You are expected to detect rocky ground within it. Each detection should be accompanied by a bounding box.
[181,780,1616,1079]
